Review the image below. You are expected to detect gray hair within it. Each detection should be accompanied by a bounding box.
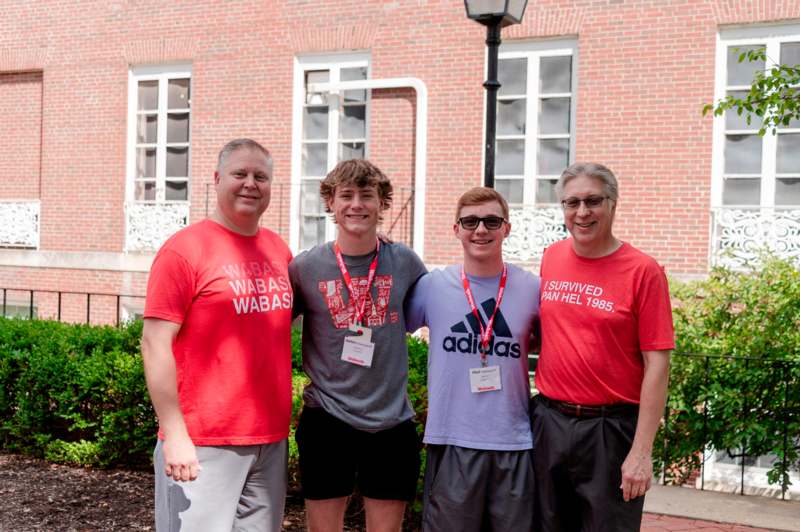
[216,138,273,174]
[555,162,619,201]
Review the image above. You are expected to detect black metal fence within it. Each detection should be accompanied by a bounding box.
[1,288,145,327]
[659,353,799,500]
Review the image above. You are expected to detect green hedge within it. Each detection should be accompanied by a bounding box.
[661,255,800,490]
[0,318,429,472]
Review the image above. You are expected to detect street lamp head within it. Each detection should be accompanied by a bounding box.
[464,0,528,27]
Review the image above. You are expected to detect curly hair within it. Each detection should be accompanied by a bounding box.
[320,159,393,212]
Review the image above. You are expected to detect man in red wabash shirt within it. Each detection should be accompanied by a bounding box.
[533,162,674,532]
[142,139,293,532]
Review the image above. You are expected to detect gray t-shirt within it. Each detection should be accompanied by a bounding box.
[289,241,427,431]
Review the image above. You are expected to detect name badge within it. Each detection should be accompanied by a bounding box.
[341,336,375,367]
[469,366,502,393]
[348,323,372,342]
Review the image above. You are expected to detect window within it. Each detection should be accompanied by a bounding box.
[714,26,800,208]
[127,65,192,203]
[292,54,370,251]
[494,39,577,205]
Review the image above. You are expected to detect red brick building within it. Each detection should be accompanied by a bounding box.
[2,0,800,323]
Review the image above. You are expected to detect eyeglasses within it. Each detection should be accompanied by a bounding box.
[560,195,610,211]
[457,215,507,231]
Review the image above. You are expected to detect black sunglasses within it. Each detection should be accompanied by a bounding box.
[457,215,507,231]
[560,195,610,211]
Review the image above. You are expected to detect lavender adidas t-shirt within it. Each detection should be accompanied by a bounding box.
[405,264,540,451]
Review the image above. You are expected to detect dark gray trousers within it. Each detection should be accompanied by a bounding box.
[423,444,535,532]
[532,396,644,532]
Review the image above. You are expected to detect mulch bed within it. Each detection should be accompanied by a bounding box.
[0,452,420,531]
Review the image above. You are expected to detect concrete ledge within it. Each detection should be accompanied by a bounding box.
[0,250,154,273]
[644,484,800,531]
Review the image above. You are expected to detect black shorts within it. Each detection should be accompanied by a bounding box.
[295,406,421,501]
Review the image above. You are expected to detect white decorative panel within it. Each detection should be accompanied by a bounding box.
[711,207,800,269]
[504,206,567,262]
[125,202,189,252]
[0,201,40,249]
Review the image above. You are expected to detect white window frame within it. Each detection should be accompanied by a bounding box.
[290,52,371,252]
[492,38,578,205]
[126,64,192,204]
[711,24,800,209]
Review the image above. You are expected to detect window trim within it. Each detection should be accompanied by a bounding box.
[126,63,192,205]
[290,52,371,252]
[490,37,579,205]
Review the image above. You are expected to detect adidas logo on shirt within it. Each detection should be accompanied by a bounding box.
[443,298,521,358]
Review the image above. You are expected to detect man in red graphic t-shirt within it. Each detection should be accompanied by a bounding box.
[533,162,674,532]
[142,139,293,532]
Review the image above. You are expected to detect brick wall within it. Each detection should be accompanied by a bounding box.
[0,72,42,200]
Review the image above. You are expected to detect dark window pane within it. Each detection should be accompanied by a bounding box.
[539,97,571,134]
[780,42,800,69]
[136,114,157,144]
[305,70,330,105]
[300,216,326,249]
[497,98,526,135]
[725,90,755,130]
[724,134,762,174]
[540,56,572,94]
[301,180,323,215]
[777,133,800,174]
[342,66,368,102]
[776,178,800,205]
[339,142,365,160]
[727,45,764,86]
[135,180,157,201]
[340,105,366,139]
[537,138,569,175]
[496,139,525,175]
[138,80,158,110]
[498,58,527,96]
[536,179,558,204]
[136,148,156,178]
[722,178,760,205]
[165,180,188,201]
[303,106,328,140]
[166,147,189,177]
[495,178,524,204]
[168,78,190,108]
[302,143,328,176]
[167,113,190,143]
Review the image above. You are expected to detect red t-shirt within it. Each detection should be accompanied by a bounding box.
[535,239,674,405]
[144,219,293,445]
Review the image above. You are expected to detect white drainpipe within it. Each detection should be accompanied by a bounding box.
[307,77,428,259]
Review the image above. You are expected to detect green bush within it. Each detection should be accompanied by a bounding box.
[661,255,800,490]
[0,318,156,467]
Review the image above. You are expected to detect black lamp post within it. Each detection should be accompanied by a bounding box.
[464,0,528,188]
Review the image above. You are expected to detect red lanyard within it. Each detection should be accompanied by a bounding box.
[334,240,380,326]
[461,264,508,367]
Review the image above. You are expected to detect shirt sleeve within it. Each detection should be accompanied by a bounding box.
[404,272,431,333]
[143,248,196,324]
[635,261,675,351]
[288,254,306,320]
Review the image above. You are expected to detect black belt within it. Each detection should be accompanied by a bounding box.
[537,394,638,419]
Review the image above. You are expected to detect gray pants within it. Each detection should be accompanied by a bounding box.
[154,439,287,532]
[423,444,535,532]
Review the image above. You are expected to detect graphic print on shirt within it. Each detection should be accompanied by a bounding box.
[221,260,293,315]
[443,298,521,358]
[540,279,615,313]
[318,274,393,328]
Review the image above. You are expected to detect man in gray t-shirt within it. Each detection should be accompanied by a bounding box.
[289,159,426,532]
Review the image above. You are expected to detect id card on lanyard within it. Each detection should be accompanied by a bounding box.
[335,240,379,367]
[461,264,508,393]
